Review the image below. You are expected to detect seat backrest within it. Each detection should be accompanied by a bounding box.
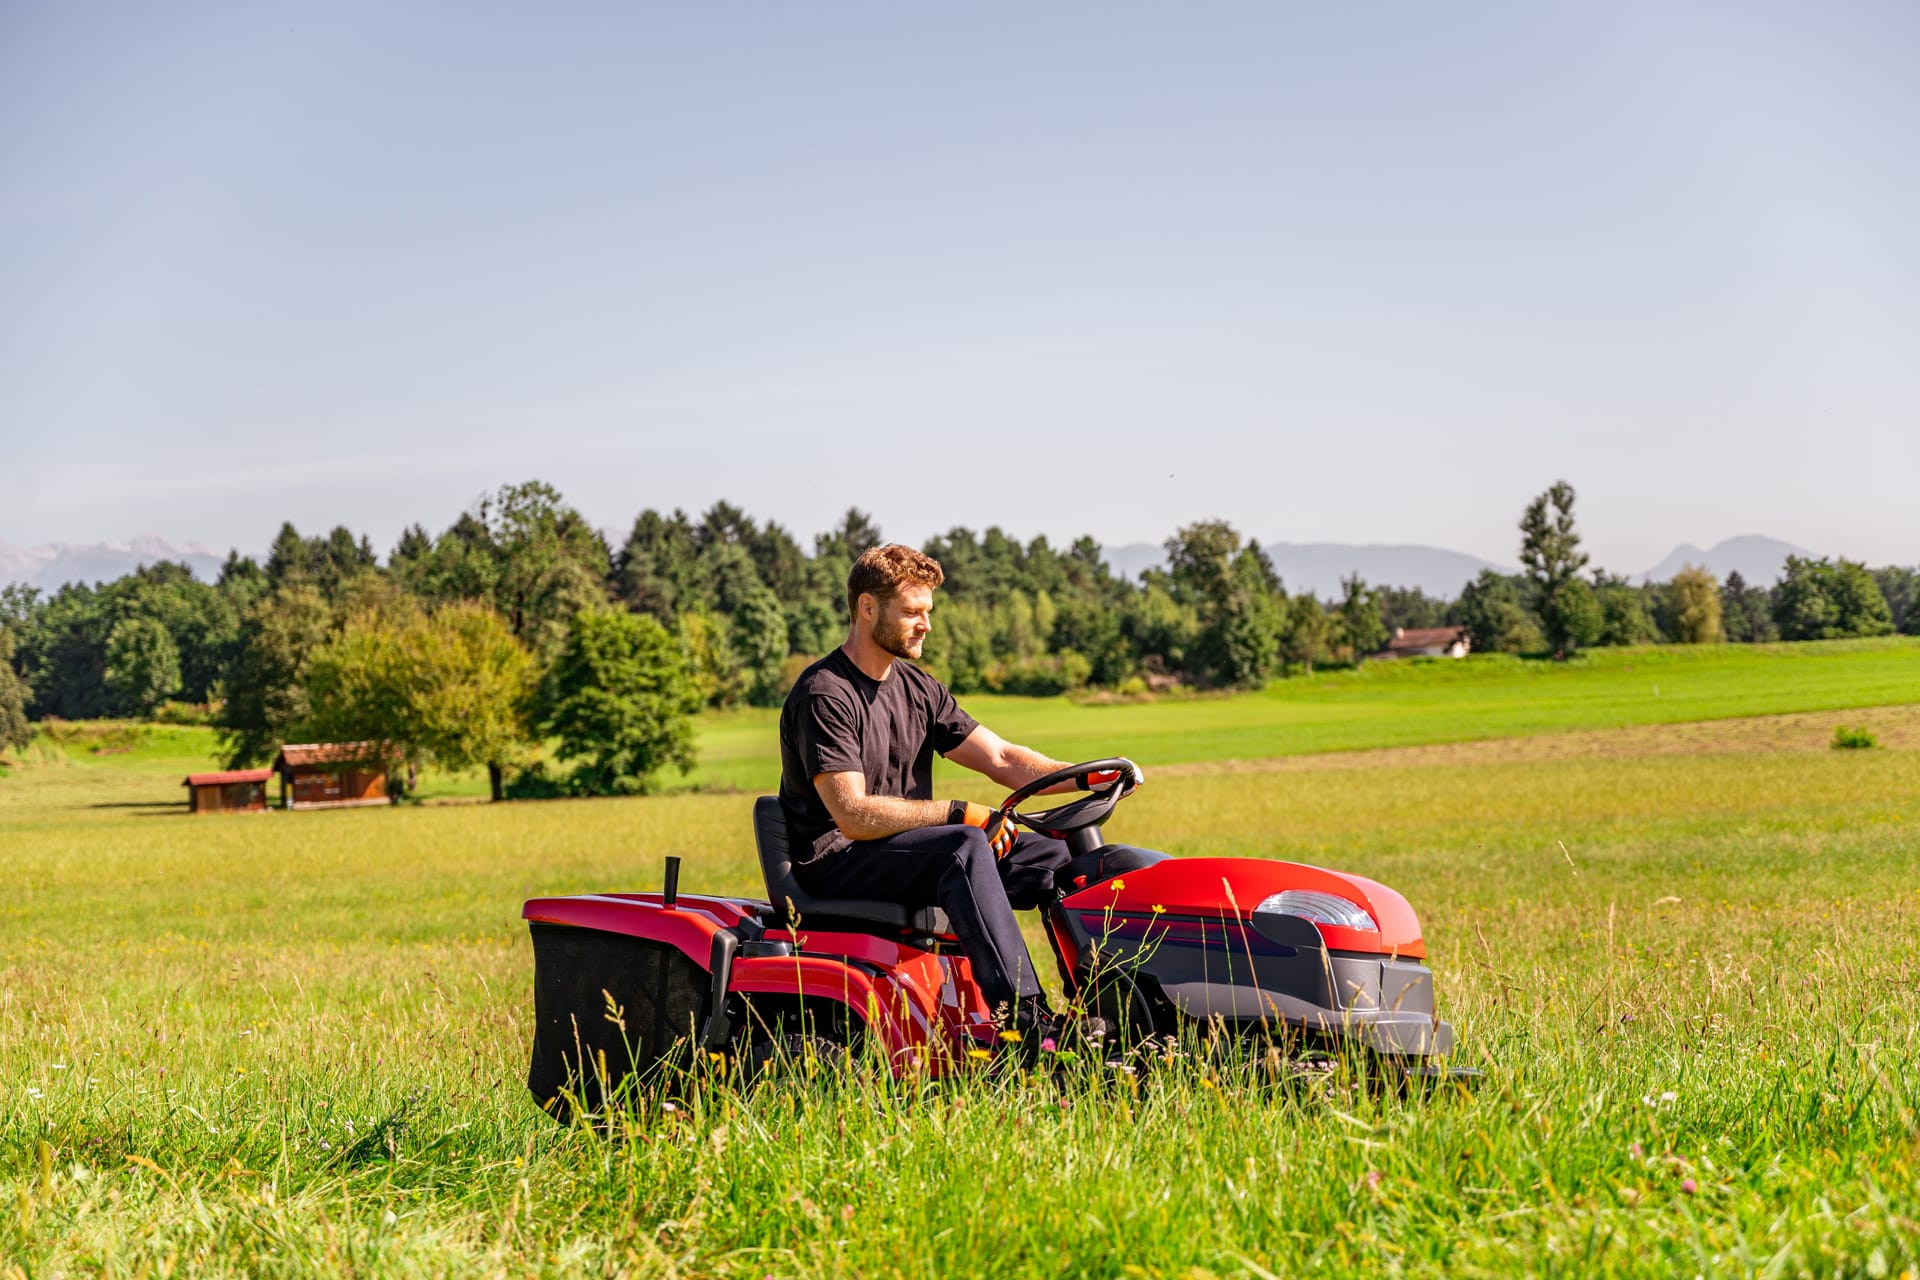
[752,795,798,909]
[750,796,946,933]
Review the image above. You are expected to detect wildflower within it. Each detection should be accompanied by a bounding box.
[381,1209,398,1227]
[513,1156,524,1168]
[1110,879,1126,891]
[1629,1142,1644,1159]
[1040,1038,1057,1053]
[1151,904,1166,915]
[999,1030,1022,1043]
[27,1088,42,1100]
[1365,1170,1383,1190]
[1680,1178,1697,1195]
[968,1048,992,1061]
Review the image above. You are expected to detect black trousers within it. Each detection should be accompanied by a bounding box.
[792,825,1071,1017]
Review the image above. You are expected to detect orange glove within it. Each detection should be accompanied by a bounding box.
[952,801,1017,859]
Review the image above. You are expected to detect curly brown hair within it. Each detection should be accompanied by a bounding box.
[846,544,945,621]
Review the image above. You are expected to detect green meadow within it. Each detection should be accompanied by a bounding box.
[4,640,1920,1277]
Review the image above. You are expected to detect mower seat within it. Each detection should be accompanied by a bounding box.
[753,796,952,935]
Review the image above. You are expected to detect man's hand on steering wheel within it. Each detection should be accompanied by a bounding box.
[950,800,1017,859]
[1085,763,1146,793]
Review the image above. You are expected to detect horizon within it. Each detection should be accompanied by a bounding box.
[5,5,1918,567]
[0,520,1851,600]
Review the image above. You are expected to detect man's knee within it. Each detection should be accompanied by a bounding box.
[945,824,993,866]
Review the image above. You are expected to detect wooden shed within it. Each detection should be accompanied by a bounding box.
[273,742,395,810]
[183,768,273,814]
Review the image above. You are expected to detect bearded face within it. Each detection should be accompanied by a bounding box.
[867,585,933,660]
[870,612,922,660]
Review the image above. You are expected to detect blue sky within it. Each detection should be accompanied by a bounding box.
[2,2,1916,573]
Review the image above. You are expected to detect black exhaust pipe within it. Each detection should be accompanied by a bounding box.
[662,855,680,909]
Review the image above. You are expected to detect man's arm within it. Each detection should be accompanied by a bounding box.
[943,725,1070,791]
[812,771,953,842]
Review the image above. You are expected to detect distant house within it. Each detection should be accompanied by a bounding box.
[183,768,273,814]
[1376,626,1471,660]
[273,742,395,810]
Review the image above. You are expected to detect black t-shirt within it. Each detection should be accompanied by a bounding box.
[777,648,979,859]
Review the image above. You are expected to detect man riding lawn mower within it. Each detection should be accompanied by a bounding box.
[524,547,1462,1117]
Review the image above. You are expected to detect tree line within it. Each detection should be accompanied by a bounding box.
[1,480,1914,791]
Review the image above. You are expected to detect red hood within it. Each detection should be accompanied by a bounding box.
[1062,855,1426,958]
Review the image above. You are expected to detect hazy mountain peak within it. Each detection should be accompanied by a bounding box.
[0,536,226,591]
[1103,541,1513,599]
[1636,535,1812,585]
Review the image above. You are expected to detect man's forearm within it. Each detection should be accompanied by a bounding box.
[832,793,954,842]
[988,742,1070,792]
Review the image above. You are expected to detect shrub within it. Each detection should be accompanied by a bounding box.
[1831,725,1879,750]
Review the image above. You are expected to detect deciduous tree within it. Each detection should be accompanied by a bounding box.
[299,602,538,801]
[1774,557,1894,641]
[1669,565,1724,644]
[1518,481,1593,657]
[1452,571,1542,655]
[1720,571,1777,643]
[482,481,610,659]
[0,631,32,756]
[1282,593,1332,674]
[219,584,335,766]
[1333,575,1388,666]
[1593,574,1656,647]
[541,607,699,795]
[104,616,181,716]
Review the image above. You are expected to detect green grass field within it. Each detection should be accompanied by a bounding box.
[4,640,1920,1277]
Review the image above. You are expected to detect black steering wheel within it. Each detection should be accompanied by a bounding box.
[999,757,1143,839]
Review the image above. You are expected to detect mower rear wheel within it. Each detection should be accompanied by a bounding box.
[734,996,863,1086]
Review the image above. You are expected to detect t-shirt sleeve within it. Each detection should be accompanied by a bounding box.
[930,680,980,756]
[797,691,866,779]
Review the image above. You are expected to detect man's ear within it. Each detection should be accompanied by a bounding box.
[856,592,873,622]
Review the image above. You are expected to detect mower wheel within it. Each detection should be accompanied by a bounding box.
[1086,972,1164,1047]
[743,1032,851,1085]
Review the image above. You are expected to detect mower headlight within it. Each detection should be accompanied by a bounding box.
[1255,891,1377,932]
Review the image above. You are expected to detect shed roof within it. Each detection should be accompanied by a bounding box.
[183,768,273,787]
[275,741,398,769]
[1379,626,1471,655]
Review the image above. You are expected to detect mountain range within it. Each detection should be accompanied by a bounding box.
[0,537,227,593]
[0,532,1829,600]
[1103,534,1817,599]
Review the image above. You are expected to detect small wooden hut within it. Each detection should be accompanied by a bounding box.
[273,742,395,810]
[183,768,272,814]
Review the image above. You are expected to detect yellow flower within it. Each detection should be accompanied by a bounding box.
[1110,878,1127,891]
[967,1048,992,1061]
[1151,904,1167,915]
[999,1030,1023,1043]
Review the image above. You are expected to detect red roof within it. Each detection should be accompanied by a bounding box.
[274,741,398,768]
[183,768,273,787]
[1380,626,1471,655]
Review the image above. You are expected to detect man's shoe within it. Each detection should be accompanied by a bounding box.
[1004,1004,1111,1064]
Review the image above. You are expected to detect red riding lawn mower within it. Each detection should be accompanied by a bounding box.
[524,758,1467,1119]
